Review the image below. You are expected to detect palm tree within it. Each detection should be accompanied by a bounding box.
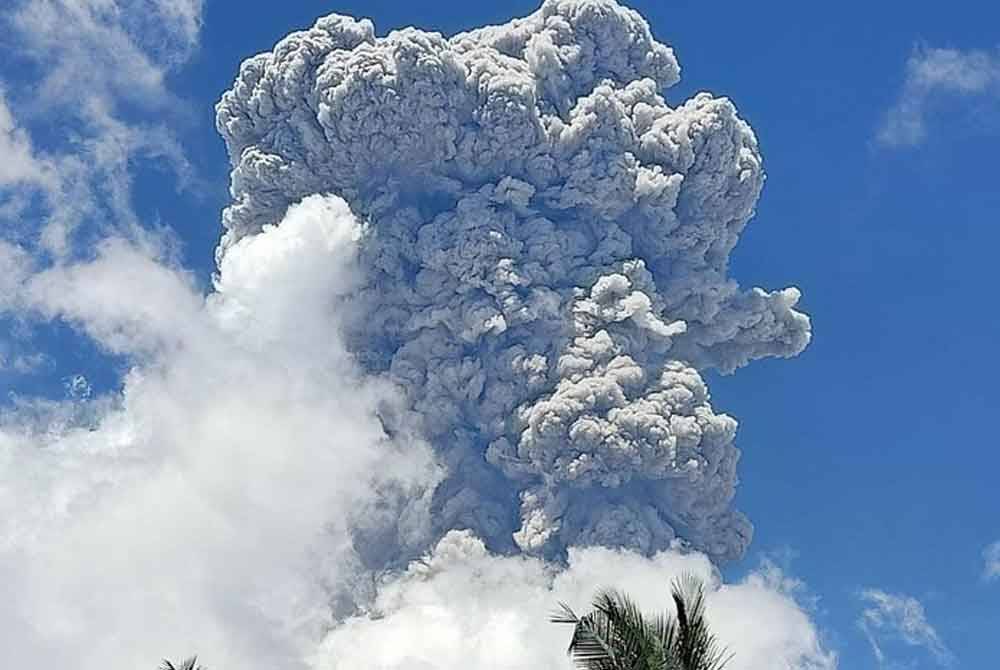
[551,575,732,670]
[159,656,205,670]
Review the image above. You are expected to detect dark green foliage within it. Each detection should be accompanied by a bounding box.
[551,575,732,670]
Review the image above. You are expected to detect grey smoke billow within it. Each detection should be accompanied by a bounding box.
[216,0,811,563]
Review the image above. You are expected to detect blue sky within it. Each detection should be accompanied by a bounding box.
[1,1,998,669]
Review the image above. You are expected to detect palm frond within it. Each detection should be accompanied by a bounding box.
[669,575,731,670]
[591,588,664,668]
[649,612,680,670]
[551,576,732,670]
[554,588,672,669]
[551,601,583,626]
[160,655,204,670]
[552,601,620,669]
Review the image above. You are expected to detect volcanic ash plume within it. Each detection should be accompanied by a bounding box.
[216,0,811,563]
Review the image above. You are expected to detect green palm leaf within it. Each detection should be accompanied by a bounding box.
[552,601,620,669]
[552,575,731,670]
[159,655,205,670]
[668,576,733,670]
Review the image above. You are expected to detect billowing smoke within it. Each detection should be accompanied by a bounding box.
[216,0,810,563]
[0,2,827,668]
[0,195,827,670]
[0,197,441,668]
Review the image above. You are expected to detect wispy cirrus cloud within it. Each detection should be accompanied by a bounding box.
[0,92,53,190]
[0,0,204,386]
[9,0,200,107]
[858,589,953,668]
[0,0,203,254]
[878,46,1000,148]
[984,541,1000,581]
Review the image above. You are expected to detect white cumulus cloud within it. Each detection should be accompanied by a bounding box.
[317,530,835,670]
[0,196,441,669]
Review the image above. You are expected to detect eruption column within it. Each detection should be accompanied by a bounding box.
[216,0,811,564]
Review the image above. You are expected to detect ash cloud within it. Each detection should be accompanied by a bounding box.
[216,0,811,563]
[0,2,825,666]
